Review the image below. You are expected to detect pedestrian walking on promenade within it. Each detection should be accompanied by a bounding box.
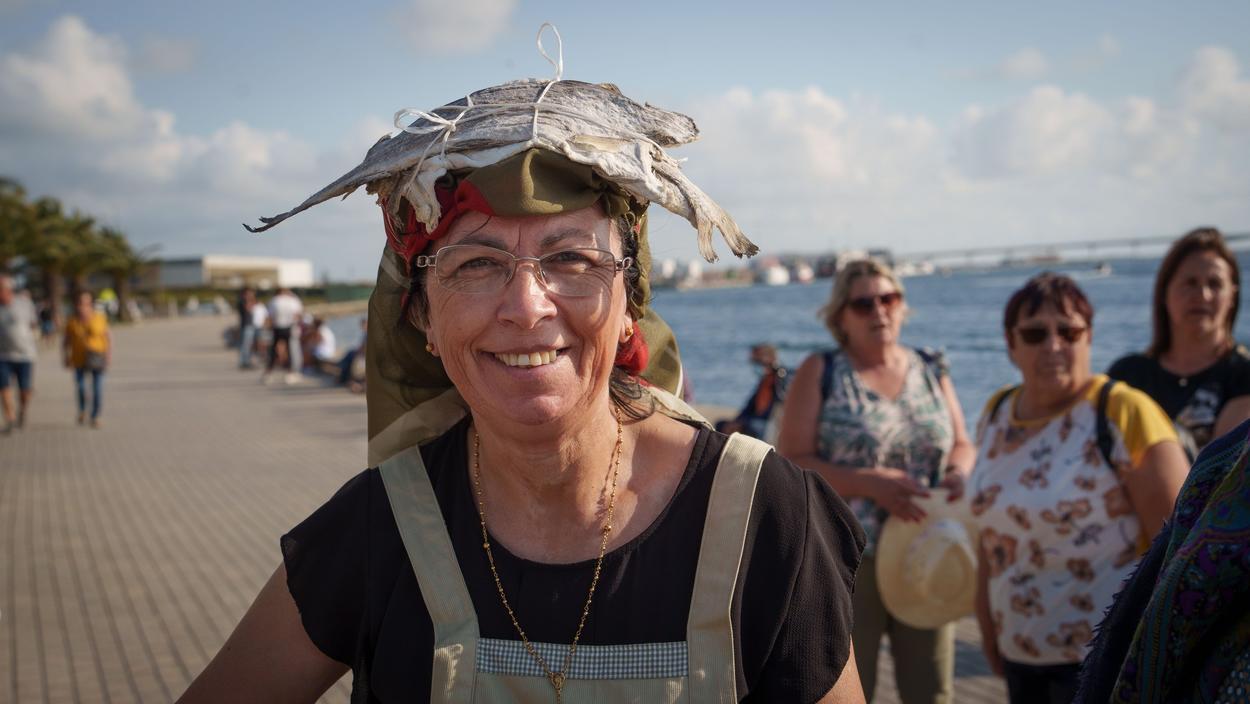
[63,290,111,428]
[1108,227,1249,459]
[262,286,302,385]
[0,275,39,433]
[777,257,977,703]
[181,33,867,703]
[970,273,1189,703]
[237,286,259,369]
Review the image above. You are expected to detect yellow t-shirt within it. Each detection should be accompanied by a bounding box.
[64,312,109,368]
[970,375,1177,665]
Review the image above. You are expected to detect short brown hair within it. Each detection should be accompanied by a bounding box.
[1148,227,1241,357]
[819,258,905,346]
[1003,272,1094,332]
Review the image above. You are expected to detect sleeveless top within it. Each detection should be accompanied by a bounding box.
[814,346,954,554]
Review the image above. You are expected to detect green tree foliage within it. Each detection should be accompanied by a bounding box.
[0,176,149,324]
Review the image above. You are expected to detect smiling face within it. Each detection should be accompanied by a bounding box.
[836,274,906,350]
[420,205,629,428]
[1165,250,1237,343]
[1007,301,1092,397]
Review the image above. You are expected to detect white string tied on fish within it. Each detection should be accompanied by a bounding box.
[390,22,566,219]
[531,22,564,141]
[393,23,562,156]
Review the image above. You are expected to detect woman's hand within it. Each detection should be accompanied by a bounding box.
[980,633,1004,677]
[865,468,929,522]
[975,541,1005,677]
[938,468,969,502]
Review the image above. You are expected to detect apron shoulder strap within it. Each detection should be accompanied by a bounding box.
[687,432,772,703]
[379,444,478,703]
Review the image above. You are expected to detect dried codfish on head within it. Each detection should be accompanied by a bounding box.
[244,24,748,464]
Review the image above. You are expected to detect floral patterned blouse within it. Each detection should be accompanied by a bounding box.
[971,375,1176,665]
[815,347,954,554]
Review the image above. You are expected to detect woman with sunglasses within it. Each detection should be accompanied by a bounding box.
[969,273,1188,704]
[778,258,976,703]
[1108,227,1250,459]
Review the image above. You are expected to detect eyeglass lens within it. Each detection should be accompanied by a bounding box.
[1017,325,1086,345]
[848,292,903,314]
[430,245,625,296]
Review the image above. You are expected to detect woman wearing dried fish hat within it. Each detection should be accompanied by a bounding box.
[180,27,866,704]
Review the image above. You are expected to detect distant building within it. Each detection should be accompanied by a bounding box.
[139,255,315,291]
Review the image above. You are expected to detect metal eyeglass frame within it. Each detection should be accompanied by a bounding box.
[412,245,634,296]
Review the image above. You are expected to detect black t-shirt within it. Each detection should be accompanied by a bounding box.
[1108,345,1250,451]
[281,419,864,703]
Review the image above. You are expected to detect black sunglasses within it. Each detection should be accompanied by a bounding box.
[847,291,903,315]
[1016,324,1087,346]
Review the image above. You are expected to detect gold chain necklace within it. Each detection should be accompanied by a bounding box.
[471,406,624,703]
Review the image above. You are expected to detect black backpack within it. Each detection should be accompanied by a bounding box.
[986,380,1120,471]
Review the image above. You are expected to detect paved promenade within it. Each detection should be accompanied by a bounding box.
[0,314,1005,703]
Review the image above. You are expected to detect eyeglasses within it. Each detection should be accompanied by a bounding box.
[1015,324,1087,346]
[413,244,633,296]
[846,291,903,316]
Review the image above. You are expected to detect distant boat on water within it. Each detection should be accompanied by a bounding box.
[895,260,936,278]
[760,265,791,286]
[1094,261,1113,276]
[793,262,815,284]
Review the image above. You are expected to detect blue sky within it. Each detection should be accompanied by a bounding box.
[2,1,1248,280]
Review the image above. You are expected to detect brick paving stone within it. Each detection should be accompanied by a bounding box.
[0,314,1007,703]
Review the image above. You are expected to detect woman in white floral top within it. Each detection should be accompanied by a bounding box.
[971,273,1189,704]
[779,258,977,704]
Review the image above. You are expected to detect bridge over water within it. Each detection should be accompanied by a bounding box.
[896,231,1250,267]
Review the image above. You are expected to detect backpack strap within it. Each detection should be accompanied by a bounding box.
[913,346,948,379]
[988,385,1020,424]
[820,350,835,404]
[1096,379,1118,471]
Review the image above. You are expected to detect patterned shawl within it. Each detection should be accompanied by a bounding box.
[1076,418,1250,703]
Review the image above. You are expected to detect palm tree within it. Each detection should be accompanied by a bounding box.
[24,197,86,328]
[0,177,33,272]
[61,219,107,297]
[97,227,155,322]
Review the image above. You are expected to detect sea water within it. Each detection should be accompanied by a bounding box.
[652,254,1250,419]
[329,253,1250,422]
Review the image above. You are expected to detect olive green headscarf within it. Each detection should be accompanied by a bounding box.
[365,148,690,465]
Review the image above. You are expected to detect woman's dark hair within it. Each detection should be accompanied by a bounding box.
[1147,227,1241,357]
[403,211,653,419]
[1003,272,1094,333]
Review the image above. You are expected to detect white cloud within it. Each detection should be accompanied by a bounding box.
[0,15,391,279]
[0,15,146,139]
[952,47,1050,82]
[999,48,1049,80]
[658,47,1250,259]
[3,15,1248,275]
[131,36,197,75]
[1178,46,1250,132]
[394,0,516,55]
[952,86,1116,179]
